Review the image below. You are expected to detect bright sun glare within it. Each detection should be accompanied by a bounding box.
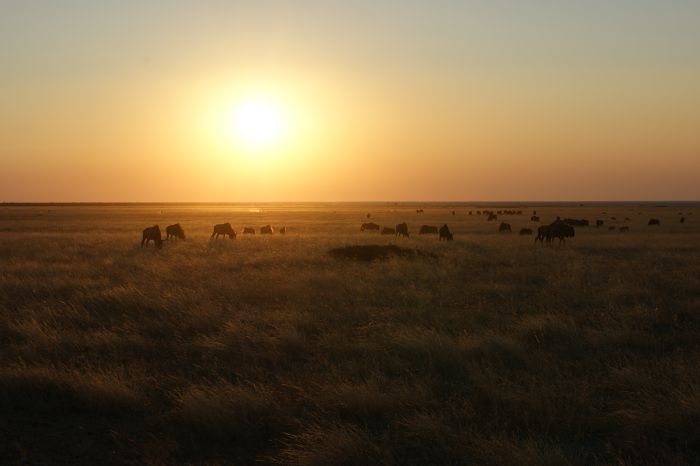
[231,100,284,148]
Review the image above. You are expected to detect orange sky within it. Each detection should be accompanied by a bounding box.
[1,1,699,201]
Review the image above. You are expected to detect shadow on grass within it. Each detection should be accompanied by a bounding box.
[328,244,436,262]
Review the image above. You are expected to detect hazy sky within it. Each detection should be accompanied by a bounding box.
[1,0,699,201]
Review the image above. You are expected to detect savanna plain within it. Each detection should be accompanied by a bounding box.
[1,203,699,466]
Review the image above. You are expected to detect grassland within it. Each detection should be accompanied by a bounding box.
[1,202,699,465]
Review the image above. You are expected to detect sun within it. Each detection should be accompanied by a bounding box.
[230,100,284,148]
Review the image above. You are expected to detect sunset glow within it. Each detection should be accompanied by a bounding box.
[1,2,698,201]
[230,100,284,149]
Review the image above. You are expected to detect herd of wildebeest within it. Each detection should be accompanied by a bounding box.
[140,208,689,249]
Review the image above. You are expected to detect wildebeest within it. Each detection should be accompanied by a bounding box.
[531,215,540,222]
[596,219,604,227]
[680,217,686,224]
[396,223,409,238]
[142,225,164,248]
[166,223,185,240]
[564,218,589,227]
[488,213,498,221]
[366,213,371,219]
[648,219,660,226]
[452,210,456,215]
[261,225,274,234]
[535,225,549,244]
[469,211,473,215]
[419,225,438,235]
[211,223,236,239]
[243,227,255,234]
[519,228,533,235]
[416,209,424,213]
[548,221,575,245]
[280,226,286,234]
[382,227,396,235]
[608,226,615,231]
[439,224,453,241]
[361,222,380,231]
[619,226,630,233]
[499,222,511,232]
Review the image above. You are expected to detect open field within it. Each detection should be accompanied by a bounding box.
[1,202,699,465]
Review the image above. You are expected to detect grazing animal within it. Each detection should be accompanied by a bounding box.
[476,210,482,215]
[535,225,551,244]
[382,227,396,235]
[531,215,540,222]
[419,225,438,235]
[648,219,660,226]
[499,222,511,232]
[609,226,615,231]
[519,228,533,235]
[261,225,274,234]
[625,217,630,221]
[488,213,498,221]
[619,226,630,233]
[243,227,255,234]
[211,223,236,239]
[596,220,604,227]
[280,226,286,234]
[166,223,185,240]
[533,210,537,215]
[680,217,686,224]
[361,222,380,231]
[439,224,453,241]
[548,221,575,245]
[366,213,371,219]
[611,217,617,220]
[469,211,473,215]
[416,209,424,213]
[396,223,409,238]
[142,225,164,248]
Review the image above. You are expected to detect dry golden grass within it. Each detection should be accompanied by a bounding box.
[1,203,699,465]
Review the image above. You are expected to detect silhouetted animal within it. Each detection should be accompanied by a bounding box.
[609,226,615,231]
[648,219,660,226]
[366,213,371,219]
[531,216,540,222]
[619,226,630,233]
[243,227,255,234]
[166,223,185,240]
[452,210,456,215]
[396,223,409,238]
[519,228,533,235]
[499,222,511,232]
[419,225,438,235]
[535,225,550,244]
[439,224,453,241]
[416,209,424,213]
[261,225,274,234]
[680,217,686,223]
[533,210,537,215]
[382,227,396,235]
[469,211,473,215]
[212,223,236,239]
[596,220,604,227]
[549,221,575,245]
[280,226,286,234]
[488,213,498,221]
[361,222,380,231]
[142,225,163,248]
